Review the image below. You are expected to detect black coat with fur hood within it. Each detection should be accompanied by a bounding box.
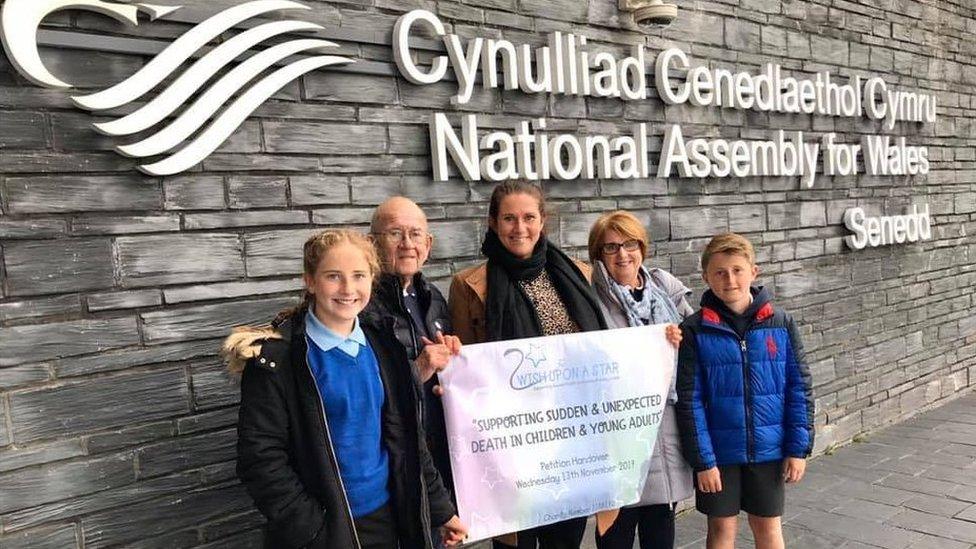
[225,309,455,549]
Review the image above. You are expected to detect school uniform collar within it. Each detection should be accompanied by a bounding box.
[304,308,366,356]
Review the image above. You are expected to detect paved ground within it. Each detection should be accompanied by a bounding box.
[574,391,976,548]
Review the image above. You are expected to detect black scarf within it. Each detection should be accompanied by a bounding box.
[481,230,607,342]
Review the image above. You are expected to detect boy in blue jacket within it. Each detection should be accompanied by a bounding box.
[676,233,814,549]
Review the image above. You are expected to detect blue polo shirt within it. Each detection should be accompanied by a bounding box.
[305,311,390,518]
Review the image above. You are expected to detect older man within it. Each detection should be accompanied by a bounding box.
[364,196,457,497]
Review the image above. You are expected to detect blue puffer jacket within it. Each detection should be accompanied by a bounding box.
[676,287,814,470]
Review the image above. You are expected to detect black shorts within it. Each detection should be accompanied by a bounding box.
[695,461,784,518]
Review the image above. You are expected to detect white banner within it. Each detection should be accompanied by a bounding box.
[439,325,676,542]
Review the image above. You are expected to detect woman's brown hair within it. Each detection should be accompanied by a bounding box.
[587,210,649,263]
[487,181,547,222]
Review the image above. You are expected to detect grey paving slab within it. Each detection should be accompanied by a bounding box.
[659,392,976,549]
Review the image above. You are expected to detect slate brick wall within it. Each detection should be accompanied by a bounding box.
[1,0,974,546]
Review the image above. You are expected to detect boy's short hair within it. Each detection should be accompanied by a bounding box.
[701,232,756,271]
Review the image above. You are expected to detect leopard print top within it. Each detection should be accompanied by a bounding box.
[518,270,580,336]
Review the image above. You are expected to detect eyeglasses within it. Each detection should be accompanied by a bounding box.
[600,239,641,255]
[374,228,429,244]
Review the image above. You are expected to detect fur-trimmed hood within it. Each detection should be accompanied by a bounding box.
[221,325,282,375]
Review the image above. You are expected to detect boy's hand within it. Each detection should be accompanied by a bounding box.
[440,515,468,546]
[665,324,682,348]
[697,467,722,493]
[783,457,806,483]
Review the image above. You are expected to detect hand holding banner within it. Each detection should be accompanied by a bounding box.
[438,325,676,542]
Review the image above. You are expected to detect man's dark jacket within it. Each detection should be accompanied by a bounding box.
[233,310,455,549]
[363,272,454,491]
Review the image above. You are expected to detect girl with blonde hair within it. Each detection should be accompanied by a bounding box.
[226,229,467,549]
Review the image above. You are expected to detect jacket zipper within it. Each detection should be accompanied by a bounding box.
[395,279,422,358]
[740,339,755,462]
[305,345,362,549]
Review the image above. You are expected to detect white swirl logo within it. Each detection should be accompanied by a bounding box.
[0,0,354,175]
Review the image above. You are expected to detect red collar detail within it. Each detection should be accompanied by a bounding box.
[702,307,721,324]
[755,302,774,322]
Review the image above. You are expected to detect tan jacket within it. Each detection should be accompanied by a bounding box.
[448,260,594,345]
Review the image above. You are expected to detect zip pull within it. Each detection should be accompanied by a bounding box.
[740,340,747,352]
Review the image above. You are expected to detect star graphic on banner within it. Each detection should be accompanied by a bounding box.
[524,343,547,369]
[481,465,504,490]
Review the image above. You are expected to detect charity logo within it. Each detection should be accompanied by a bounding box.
[0,0,353,176]
[507,343,619,391]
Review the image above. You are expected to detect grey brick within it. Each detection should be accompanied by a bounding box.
[767,202,802,230]
[400,80,497,112]
[0,294,82,322]
[0,151,133,173]
[0,363,52,390]
[0,111,46,149]
[726,19,761,51]
[244,229,320,277]
[810,36,849,65]
[290,175,350,206]
[0,452,134,514]
[135,429,237,479]
[85,421,175,454]
[183,210,308,230]
[350,175,401,205]
[518,0,587,21]
[86,289,162,312]
[0,439,85,473]
[8,367,189,442]
[0,317,140,367]
[70,215,181,235]
[430,220,482,259]
[728,204,766,233]
[228,176,288,209]
[140,296,296,343]
[163,176,226,211]
[5,175,161,213]
[670,207,729,238]
[177,408,238,435]
[190,362,240,410]
[800,202,827,227]
[0,218,67,239]
[310,207,375,225]
[559,212,604,248]
[164,278,301,305]
[263,121,387,154]
[117,234,244,287]
[4,238,114,296]
[305,72,397,104]
[81,483,250,548]
[0,524,79,549]
[389,125,429,155]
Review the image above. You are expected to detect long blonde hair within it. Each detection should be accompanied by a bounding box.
[275,229,380,324]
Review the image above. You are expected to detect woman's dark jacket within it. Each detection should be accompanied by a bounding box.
[228,310,455,549]
[363,272,455,492]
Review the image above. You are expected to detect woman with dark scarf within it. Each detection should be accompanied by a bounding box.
[588,210,694,549]
[448,181,608,549]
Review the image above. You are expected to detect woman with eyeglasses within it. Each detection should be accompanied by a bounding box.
[449,181,609,549]
[586,210,694,549]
